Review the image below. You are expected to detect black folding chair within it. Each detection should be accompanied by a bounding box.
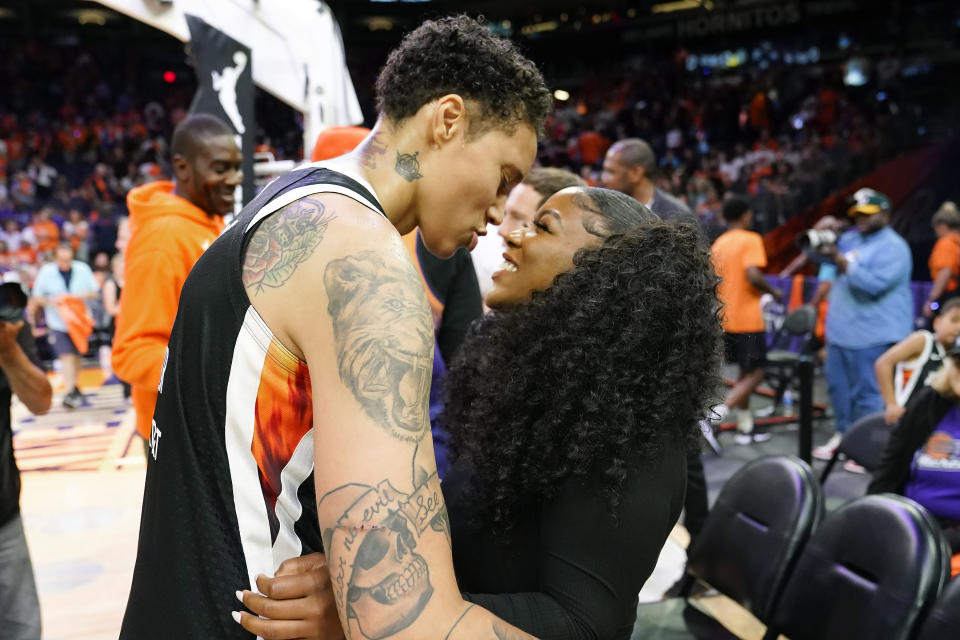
[763,304,818,414]
[764,494,950,640]
[633,455,823,639]
[914,574,960,640]
[819,411,891,483]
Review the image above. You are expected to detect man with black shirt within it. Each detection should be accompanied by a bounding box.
[0,278,53,639]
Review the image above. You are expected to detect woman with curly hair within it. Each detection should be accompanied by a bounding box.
[242,186,723,639]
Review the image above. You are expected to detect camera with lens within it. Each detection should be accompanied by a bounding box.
[796,229,838,251]
[0,281,28,324]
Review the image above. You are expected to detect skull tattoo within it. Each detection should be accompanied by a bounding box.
[346,512,433,639]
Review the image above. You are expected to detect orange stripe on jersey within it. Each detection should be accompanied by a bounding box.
[902,369,914,387]
[250,338,313,540]
[402,229,444,327]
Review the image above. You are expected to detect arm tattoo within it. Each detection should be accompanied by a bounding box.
[360,132,387,170]
[394,151,423,182]
[324,251,433,441]
[319,471,449,639]
[242,197,336,295]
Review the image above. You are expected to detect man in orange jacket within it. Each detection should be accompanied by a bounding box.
[112,114,241,443]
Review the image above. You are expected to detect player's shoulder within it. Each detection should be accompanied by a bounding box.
[241,187,410,301]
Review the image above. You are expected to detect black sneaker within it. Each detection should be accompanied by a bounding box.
[62,389,85,409]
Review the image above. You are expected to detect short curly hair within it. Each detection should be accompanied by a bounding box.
[375,15,551,136]
[443,222,723,531]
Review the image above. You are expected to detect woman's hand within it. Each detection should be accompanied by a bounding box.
[233,553,344,640]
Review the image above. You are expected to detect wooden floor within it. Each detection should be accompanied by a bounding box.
[17,373,768,639]
[16,374,145,640]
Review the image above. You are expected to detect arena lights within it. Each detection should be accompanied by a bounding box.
[521,21,559,35]
[653,0,714,14]
[69,9,110,26]
[553,90,570,102]
[687,45,820,72]
[364,17,394,31]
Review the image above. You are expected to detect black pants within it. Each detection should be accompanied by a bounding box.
[684,452,709,542]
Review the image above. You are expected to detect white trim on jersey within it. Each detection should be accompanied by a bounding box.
[895,331,944,406]
[244,182,383,234]
[272,431,315,567]
[225,307,275,592]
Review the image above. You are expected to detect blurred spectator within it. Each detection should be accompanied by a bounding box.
[0,220,22,253]
[27,208,59,255]
[601,138,696,225]
[869,340,960,563]
[62,208,90,263]
[30,242,99,408]
[875,298,960,425]
[27,156,57,201]
[89,252,118,385]
[705,197,783,444]
[924,201,960,318]
[814,189,913,463]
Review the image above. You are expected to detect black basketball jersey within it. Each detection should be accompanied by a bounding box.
[120,167,385,638]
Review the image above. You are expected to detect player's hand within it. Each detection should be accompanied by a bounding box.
[884,403,905,425]
[0,321,23,357]
[923,301,935,319]
[234,553,344,640]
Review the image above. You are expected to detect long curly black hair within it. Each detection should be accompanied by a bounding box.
[443,215,723,530]
[375,15,551,135]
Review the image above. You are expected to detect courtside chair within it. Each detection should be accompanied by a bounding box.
[819,411,891,483]
[632,455,823,639]
[762,494,949,640]
[763,305,818,411]
[914,574,960,640]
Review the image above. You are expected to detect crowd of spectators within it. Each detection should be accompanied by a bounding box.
[0,40,298,291]
[0,39,942,322]
[0,40,187,285]
[538,55,932,236]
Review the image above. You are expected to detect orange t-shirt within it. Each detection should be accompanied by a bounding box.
[32,221,59,252]
[578,131,609,167]
[929,232,960,293]
[712,228,768,333]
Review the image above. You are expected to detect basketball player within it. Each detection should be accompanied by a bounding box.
[120,15,551,639]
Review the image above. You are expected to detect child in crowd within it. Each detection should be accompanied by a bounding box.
[875,297,960,424]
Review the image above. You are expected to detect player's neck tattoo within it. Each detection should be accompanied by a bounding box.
[359,132,388,170]
[394,151,423,182]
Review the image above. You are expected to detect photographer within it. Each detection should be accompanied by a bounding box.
[0,275,53,639]
[813,189,913,463]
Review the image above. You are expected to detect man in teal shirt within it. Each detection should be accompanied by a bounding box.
[31,242,99,408]
[814,189,913,461]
